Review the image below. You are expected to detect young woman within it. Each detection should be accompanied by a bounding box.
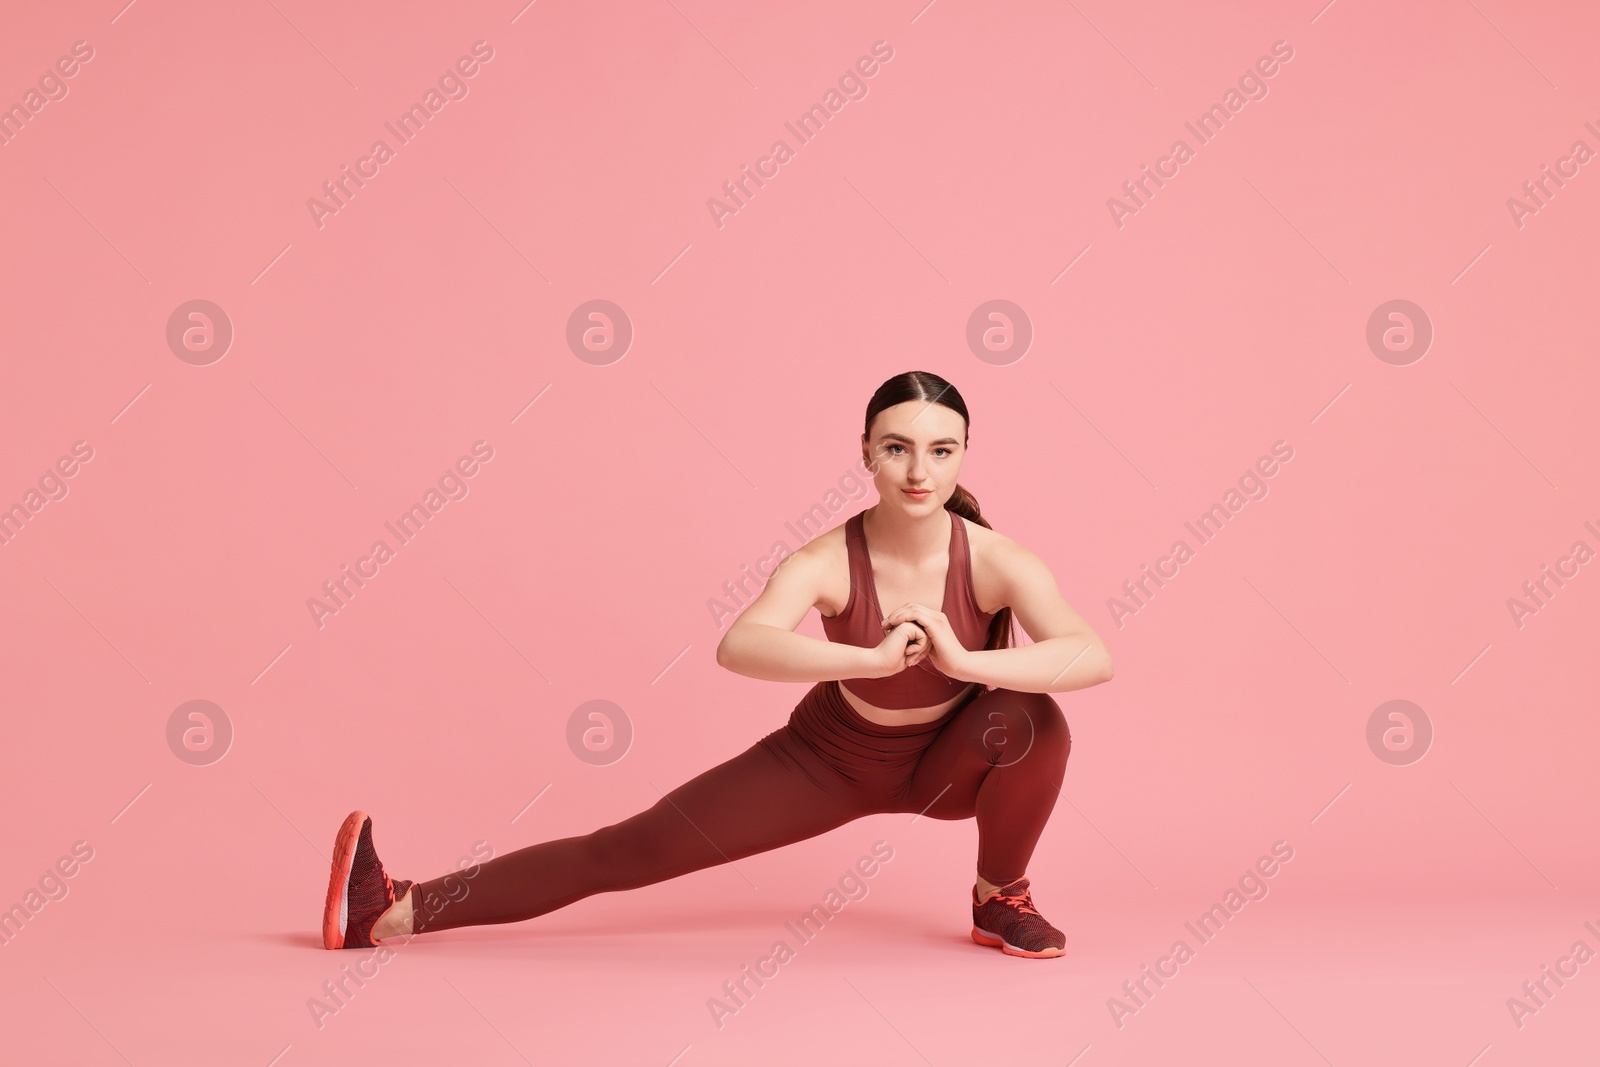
[322,370,1113,959]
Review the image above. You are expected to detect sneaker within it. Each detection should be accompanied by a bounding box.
[971,877,1065,958]
[322,810,414,950]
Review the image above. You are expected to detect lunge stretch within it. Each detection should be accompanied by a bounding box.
[322,371,1113,959]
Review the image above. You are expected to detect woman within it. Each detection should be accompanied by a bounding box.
[322,370,1113,959]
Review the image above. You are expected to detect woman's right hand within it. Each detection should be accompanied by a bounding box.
[866,620,930,678]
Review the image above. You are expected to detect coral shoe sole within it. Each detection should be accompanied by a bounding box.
[971,925,1066,958]
[322,809,369,950]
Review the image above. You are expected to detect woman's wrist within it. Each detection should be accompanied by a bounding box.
[944,648,980,685]
[853,644,891,680]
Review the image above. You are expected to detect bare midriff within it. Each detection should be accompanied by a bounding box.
[838,678,983,727]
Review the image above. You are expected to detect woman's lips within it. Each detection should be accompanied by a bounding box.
[902,488,931,498]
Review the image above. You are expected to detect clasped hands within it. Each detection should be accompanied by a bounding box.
[877,602,974,680]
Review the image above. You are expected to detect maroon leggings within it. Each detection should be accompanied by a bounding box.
[409,679,1071,935]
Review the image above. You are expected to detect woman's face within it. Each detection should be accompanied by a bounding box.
[860,400,967,512]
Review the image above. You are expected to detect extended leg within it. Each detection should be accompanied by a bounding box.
[409,732,868,934]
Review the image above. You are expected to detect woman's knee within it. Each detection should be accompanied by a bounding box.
[964,688,1070,769]
[585,803,693,875]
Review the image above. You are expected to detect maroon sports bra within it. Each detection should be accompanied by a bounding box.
[820,507,996,709]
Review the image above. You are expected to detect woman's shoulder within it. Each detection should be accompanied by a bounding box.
[962,515,1040,563]
[764,521,848,588]
[799,514,852,559]
[963,517,1050,615]
[797,515,855,618]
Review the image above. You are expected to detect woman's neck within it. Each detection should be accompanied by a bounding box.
[863,503,950,565]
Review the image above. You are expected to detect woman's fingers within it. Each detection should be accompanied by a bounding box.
[883,603,926,626]
[878,619,930,668]
[902,622,928,664]
[897,622,925,662]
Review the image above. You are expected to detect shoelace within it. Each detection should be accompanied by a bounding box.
[991,889,1041,917]
[352,861,396,915]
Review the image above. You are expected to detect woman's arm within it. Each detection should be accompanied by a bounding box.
[715,549,889,684]
[952,538,1113,695]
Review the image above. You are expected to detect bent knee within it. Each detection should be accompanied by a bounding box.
[971,688,1070,764]
[1021,690,1070,753]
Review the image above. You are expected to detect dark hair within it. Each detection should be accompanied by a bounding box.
[863,371,1015,652]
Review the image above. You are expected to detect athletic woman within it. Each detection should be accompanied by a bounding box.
[322,371,1114,959]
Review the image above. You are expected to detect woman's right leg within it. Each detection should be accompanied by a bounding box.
[409,724,869,934]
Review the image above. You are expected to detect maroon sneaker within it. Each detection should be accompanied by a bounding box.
[971,877,1065,958]
[322,810,414,950]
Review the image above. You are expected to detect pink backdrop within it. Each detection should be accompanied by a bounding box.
[2,0,1596,1063]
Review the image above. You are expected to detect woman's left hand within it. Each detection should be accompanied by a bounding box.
[880,603,973,680]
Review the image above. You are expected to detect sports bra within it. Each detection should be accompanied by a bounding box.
[820,507,996,709]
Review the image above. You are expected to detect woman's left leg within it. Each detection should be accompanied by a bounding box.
[900,687,1072,886]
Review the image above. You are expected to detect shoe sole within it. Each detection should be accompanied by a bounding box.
[322,809,369,950]
[971,925,1065,959]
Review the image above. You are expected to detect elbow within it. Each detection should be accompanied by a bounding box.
[715,627,741,671]
[1094,648,1114,684]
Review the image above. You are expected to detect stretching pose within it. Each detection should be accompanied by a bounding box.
[321,371,1113,959]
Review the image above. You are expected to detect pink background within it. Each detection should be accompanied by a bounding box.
[2,0,1597,1063]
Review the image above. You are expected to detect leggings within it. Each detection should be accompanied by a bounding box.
[409,679,1071,934]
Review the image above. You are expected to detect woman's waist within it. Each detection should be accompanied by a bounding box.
[835,675,979,723]
[810,678,979,735]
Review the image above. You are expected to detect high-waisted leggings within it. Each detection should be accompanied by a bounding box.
[408,679,1072,934]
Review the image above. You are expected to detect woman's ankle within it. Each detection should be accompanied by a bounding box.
[373,886,414,940]
[974,871,1019,901]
